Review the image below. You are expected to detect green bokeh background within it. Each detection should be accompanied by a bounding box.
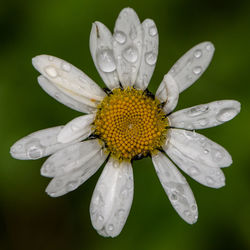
[1,0,249,249]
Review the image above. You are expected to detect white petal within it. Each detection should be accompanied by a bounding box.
[163,129,226,188]
[155,74,179,114]
[113,8,143,87]
[45,141,108,197]
[10,126,79,160]
[90,158,133,238]
[152,151,198,224]
[41,139,102,177]
[168,42,215,93]
[57,114,95,143]
[134,19,158,90]
[37,76,96,113]
[32,55,106,107]
[90,22,120,90]
[169,100,241,130]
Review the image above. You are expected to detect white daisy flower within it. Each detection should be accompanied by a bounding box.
[10,7,241,237]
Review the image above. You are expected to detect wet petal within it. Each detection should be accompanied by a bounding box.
[163,129,226,188]
[10,126,78,160]
[37,76,96,113]
[45,141,108,197]
[90,158,133,238]
[152,151,198,224]
[168,42,215,93]
[169,100,241,130]
[113,7,143,87]
[41,139,102,177]
[135,19,158,90]
[57,114,95,143]
[155,74,179,114]
[32,55,106,107]
[90,22,120,90]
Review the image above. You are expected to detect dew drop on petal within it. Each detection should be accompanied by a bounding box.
[194,49,202,58]
[216,108,237,122]
[206,176,215,185]
[97,49,116,73]
[193,66,202,75]
[145,52,157,66]
[45,66,58,78]
[188,167,200,176]
[122,46,138,63]
[61,62,71,72]
[107,224,114,232]
[27,145,43,159]
[114,31,127,44]
[149,25,157,36]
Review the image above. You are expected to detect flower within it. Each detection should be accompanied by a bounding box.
[10,7,241,238]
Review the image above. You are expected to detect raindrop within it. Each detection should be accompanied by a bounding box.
[114,31,127,44]
[206,176,215,185]
[211,149,224,162]
[48,56,54,61]
[206,43,212,51]
[61,62,71,72]
[96,49,116,73]
[98,215,104,222]
[183,210,191,217]
[191,204,197,211]
[198,118,208,127]
[145,52,157,66]
[193,66,202,75]
[194,49,202,58]
[187,105,209,117]
[117,209,125,218]
[45,66,58,78]
[123,46,138,63]
[170,192,178,201]
[204,149,209,154]
[67,180,78,191]
[216,108,237,122]
[188,167,200,176]
[149,25,157,36]
[107,224,114,231]
[27,145,43,159]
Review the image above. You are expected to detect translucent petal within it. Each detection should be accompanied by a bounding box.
[155,74,179,114]
[90,158,133,238]
[113,7,143,87]
[57,114,95,143]
[169,100,241,129]
[152,151,198,224]
[41,139,102,177]
[90,21,120,90]
[163,129,226,188]
[45,142,108,197]
[134,19,158,90]
[168,42,215,93]
[10,126,79,160]
[32,55,106,107]
[37,76,96,113]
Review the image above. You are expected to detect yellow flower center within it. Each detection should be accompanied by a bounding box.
[93,88,168,161]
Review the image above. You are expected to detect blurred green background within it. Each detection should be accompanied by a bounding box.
[1,0,249,249]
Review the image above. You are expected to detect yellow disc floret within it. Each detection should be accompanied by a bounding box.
[93,88,168,161]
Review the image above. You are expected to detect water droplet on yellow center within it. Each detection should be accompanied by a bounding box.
[93,88,168,160]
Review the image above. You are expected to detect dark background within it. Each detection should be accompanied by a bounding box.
[1,0,249,249]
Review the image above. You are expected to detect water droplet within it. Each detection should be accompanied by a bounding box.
[114,31,127,44]
[204,149,209,154]
[123,46,138,63]
[61,62,71,72]
[97,49,116,73]
[49,192,56,197]
[194,49,202,58]
[27,146,43,159]
[198,118,208,127]
[117,209,125,218]
[193,66,202,75]
[149,25,157,36]
[183,210,191,217]
[206,176,215,185]
[45,66,58,78]
[191,204,197,211]
[121,189,128,199]
[211,149,225,162]
[67,180,78,191]
[129,25,137,40]
[145,52,157,65]
[170,192,178,201]
[98,215,104,221]
[48,56,54,61]
[206,43,212,51]
[107,224,114,231]
[187,105,209,117]
[188,167,200,176]
[216,108,237,122]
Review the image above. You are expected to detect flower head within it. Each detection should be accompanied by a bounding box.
[10,8,241,237]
